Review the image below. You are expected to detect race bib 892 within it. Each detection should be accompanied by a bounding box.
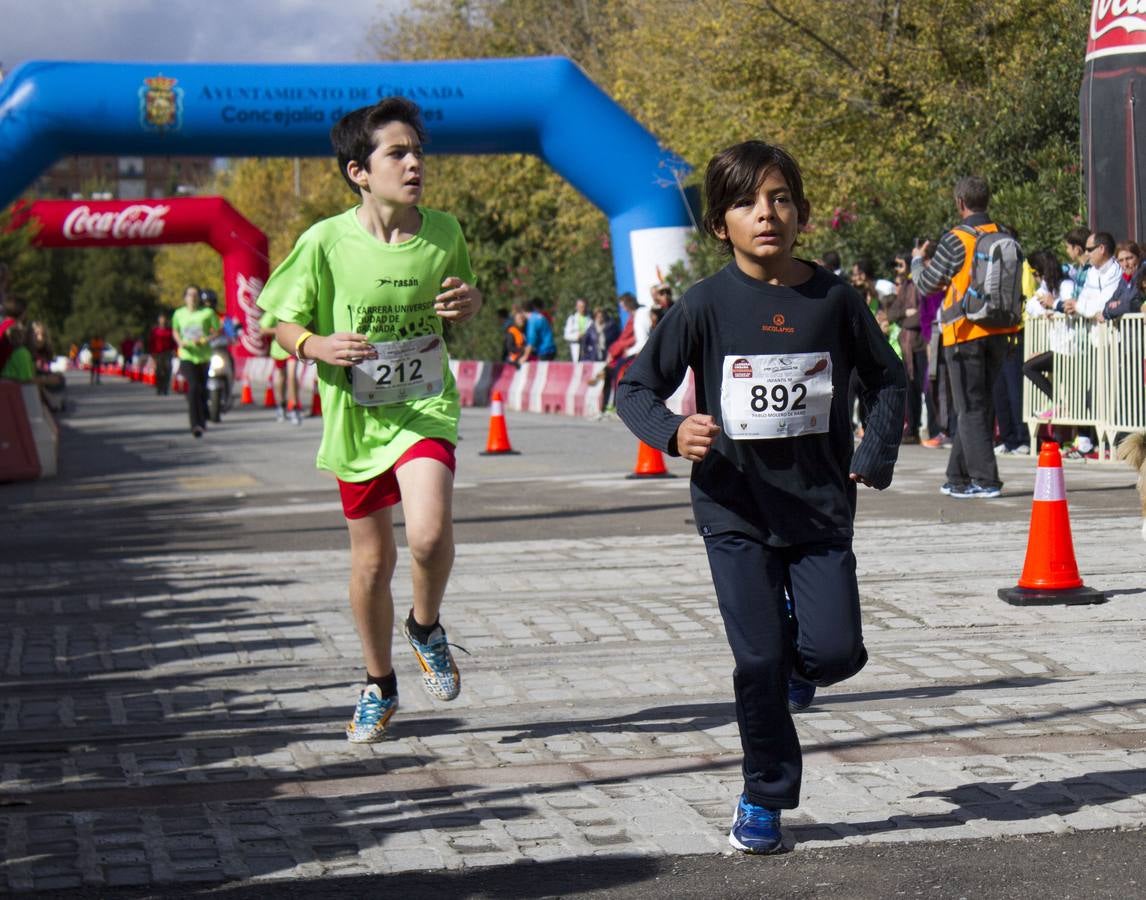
[720,352,833,440]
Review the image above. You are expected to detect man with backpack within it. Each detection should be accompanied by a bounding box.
[912,176,1023,499]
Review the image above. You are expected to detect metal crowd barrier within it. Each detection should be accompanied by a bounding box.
[1022,312,1146,459]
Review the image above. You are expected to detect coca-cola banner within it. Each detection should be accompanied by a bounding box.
[17,197,270,360]
[1081,3,1146,241]
[1088,0,1146,60]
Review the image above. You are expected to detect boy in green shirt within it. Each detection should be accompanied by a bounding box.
[257,97,482,743]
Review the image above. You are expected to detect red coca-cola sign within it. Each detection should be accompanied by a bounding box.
[17,196,270,363]
[1087,1,1146,60]
[62,203,169,240]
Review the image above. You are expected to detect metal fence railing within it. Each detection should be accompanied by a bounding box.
[1022,312,1146,459]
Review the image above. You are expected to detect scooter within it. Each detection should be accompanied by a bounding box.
[206,333,234,423]
[199,288,236,423]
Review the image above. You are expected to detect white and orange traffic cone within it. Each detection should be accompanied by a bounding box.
[479,391,520,455]
[240,379,254,406]
[998,442,1105,606]
[263,379,277,409]
[626,440,675,479]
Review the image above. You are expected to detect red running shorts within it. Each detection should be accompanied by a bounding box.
[337,437,456,519]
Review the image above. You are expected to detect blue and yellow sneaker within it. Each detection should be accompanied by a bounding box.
[345,684,398,743]
[729,794,783,854]
[403,620,462,701]
[788,676,816,712]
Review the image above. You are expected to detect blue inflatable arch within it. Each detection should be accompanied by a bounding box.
[0,56,693,299]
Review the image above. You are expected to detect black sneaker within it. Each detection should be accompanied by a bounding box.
[939,481,966,496]
[788,677,816,712]
[950,482,1001,499]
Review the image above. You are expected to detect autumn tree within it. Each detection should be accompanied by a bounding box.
[147,0,1091,356]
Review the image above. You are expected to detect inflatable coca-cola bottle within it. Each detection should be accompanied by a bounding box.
[1081,2,1146,241]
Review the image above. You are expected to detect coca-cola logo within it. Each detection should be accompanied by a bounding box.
[236,272,268,355]
[1088,1,1146,60]
[61,204,170,241]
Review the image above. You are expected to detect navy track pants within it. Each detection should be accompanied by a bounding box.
[703,532,868,809]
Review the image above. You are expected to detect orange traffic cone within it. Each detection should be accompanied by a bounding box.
[263,379,277,408]
[240,379,254,405]
[311,389,322,417]
[626,440,675,479]
[479,391,520,455]
[998,442,1105,606]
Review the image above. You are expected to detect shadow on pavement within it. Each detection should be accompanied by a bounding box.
[486,676,1069,744]
[912,768,1146,820]
[797,768,1146,844]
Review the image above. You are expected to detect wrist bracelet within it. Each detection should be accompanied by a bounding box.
[294,330,315,361]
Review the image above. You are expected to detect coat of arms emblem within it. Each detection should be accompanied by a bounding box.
[139,75,183,132]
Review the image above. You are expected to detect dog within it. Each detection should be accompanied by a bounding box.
[1115,431,1146,540]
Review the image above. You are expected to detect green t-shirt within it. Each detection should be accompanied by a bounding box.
[257,310,290,361]
[172,306,221,363]
[256,206,475,481]
[1,346,35,382]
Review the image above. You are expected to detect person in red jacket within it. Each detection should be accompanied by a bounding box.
[148,313,176,395]
[597,292,638,414]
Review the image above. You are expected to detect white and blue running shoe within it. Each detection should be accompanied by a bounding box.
[728,794,783,854]
[404,621,462,701]
[345,684,398,743]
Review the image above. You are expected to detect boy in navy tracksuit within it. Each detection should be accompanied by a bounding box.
[617,141,905,853]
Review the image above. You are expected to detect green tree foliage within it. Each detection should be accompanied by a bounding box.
[0,211,157,350]
[606,0,1089,282]
[62,246,159,347]
[146,0,1093,357]
[0,209,51,320]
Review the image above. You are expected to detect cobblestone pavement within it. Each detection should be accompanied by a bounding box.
[2,377,1145,893]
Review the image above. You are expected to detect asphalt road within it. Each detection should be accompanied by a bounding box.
[3,373,1145,899]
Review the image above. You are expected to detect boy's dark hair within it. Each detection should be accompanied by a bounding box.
[702,141,809,253]
[1064,226,1090,251]
[821,250,841,271]
[953,176,990,212]
[618,292,638,311]
[331,97,427,196]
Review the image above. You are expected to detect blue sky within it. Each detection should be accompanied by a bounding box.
[0,0,405,73]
